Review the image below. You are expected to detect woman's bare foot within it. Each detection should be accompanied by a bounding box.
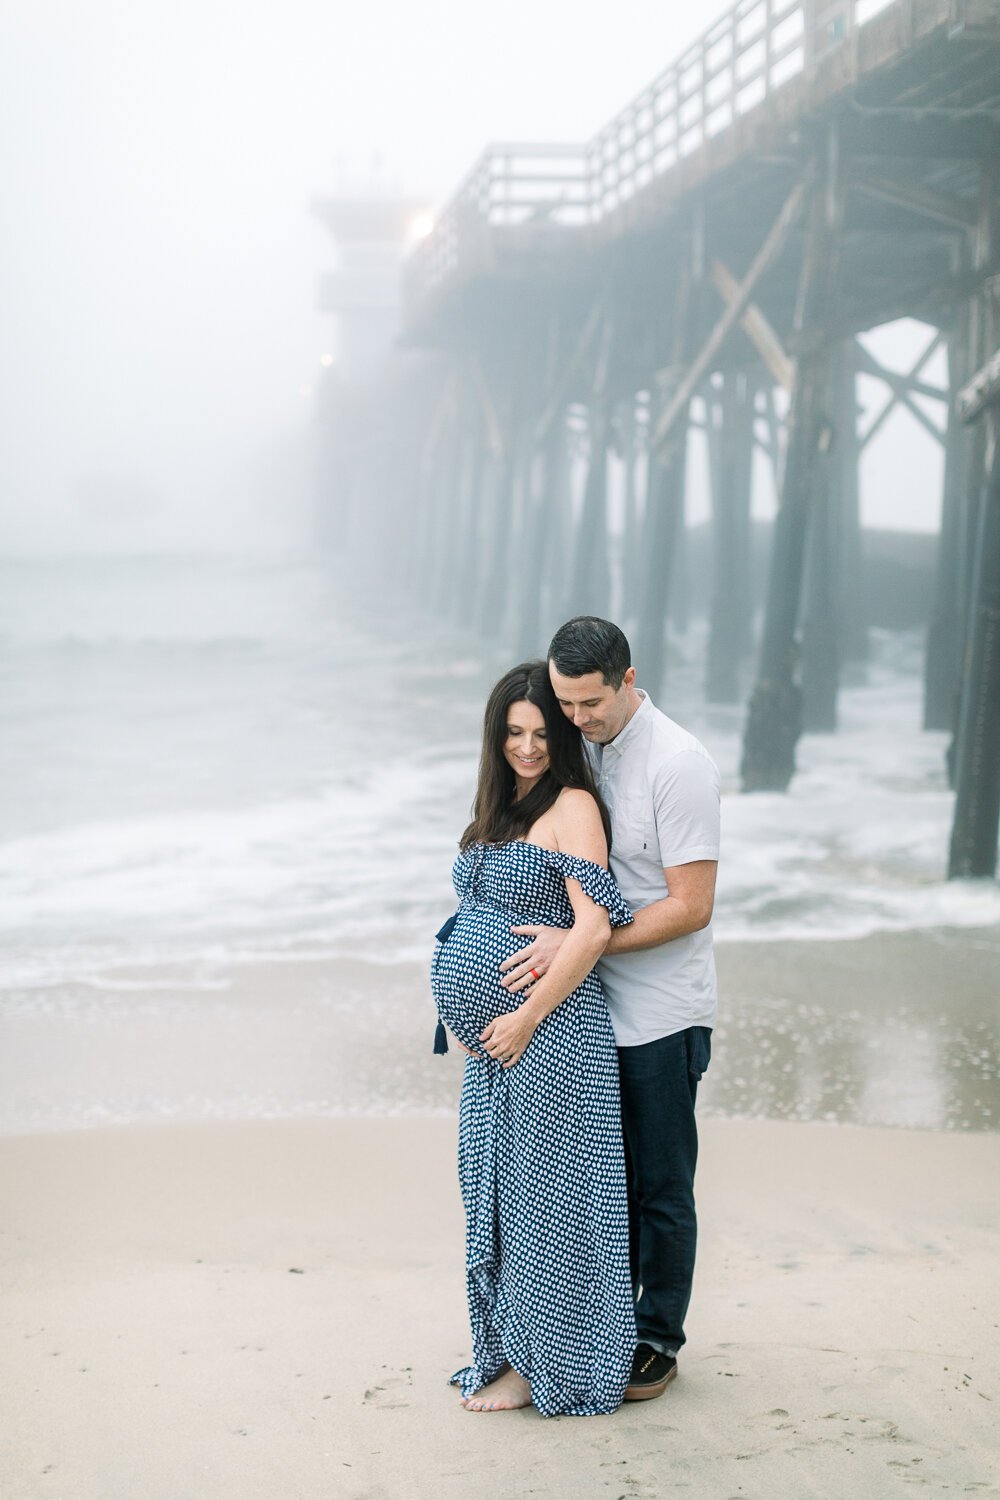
[462,1366,532,1412]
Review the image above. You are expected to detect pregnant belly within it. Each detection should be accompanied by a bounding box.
[431,907,528,1053]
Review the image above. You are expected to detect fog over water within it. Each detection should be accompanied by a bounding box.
[2,0,728,554]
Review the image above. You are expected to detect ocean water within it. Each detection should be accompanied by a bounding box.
[0,553,481,989]
[2,551,997,993]
[1,551,997,1133]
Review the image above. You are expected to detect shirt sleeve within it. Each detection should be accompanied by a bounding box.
[652,749,721,867]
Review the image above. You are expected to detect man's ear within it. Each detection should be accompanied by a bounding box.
[624,666,637,690]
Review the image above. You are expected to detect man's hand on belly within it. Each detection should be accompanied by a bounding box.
[480,1008,538,1068]
[499,925,569,993]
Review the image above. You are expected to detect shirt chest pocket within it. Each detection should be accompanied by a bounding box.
[610,793,660,864]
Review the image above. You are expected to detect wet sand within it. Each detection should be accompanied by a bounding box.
[1,927,997,1134]
[1,1115,997,1499]
[709,926,1000,1130]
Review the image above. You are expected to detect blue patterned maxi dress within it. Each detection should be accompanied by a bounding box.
[431,839,637,1417]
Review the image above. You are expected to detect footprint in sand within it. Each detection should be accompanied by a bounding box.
[362,1366,414,1409]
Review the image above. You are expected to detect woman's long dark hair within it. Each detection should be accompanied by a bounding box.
[460,660,611,851]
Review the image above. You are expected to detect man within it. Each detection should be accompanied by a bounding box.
[500,615,720,1400]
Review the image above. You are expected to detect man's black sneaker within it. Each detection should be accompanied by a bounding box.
[623,1343,678,1401]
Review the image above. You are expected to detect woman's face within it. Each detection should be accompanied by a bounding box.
[503,699,550,792]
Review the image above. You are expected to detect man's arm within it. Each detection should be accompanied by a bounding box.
[602,859,716,954]
[500,859,717,991]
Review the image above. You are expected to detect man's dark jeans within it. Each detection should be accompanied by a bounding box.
[617,1026,711,1356]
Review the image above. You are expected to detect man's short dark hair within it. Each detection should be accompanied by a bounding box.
[547,616,632,689]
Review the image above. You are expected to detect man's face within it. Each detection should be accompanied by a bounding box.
[548,663,636,745]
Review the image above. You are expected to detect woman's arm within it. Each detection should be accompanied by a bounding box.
[479,791,612,1068]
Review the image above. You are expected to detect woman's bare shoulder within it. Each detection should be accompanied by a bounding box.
[551,787,608,864]
[552,786,599,814]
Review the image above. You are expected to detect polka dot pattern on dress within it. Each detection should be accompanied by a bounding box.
[431,840,637,1417]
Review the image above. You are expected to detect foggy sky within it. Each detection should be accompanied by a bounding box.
[1,0,942,553]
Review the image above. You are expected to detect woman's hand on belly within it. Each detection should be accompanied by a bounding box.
[480,1006,538,1069]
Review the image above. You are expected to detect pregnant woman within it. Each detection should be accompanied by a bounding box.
[431,660,636,1416]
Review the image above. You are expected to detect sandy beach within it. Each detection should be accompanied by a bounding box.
[2,924,998,1496]
[2,1114,997,1499]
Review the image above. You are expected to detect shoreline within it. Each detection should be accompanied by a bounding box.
[1,925,997,1137]
[2,1115,997,1498]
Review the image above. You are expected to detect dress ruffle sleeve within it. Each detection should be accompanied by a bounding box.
[545,852,634,928]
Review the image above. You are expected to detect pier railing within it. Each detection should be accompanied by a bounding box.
[588,0,867,216]
[407,142,591,296]
[406,0,895,301]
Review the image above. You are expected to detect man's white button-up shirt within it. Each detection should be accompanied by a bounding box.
[587,691,721,1047]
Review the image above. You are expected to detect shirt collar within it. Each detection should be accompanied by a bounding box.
[604,688,652,756]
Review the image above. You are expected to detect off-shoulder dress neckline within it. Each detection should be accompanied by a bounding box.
[471,838,612,877]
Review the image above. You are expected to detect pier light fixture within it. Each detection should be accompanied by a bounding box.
[408,211,434,242]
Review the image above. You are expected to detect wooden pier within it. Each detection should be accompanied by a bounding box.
[324,0,1000,875]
